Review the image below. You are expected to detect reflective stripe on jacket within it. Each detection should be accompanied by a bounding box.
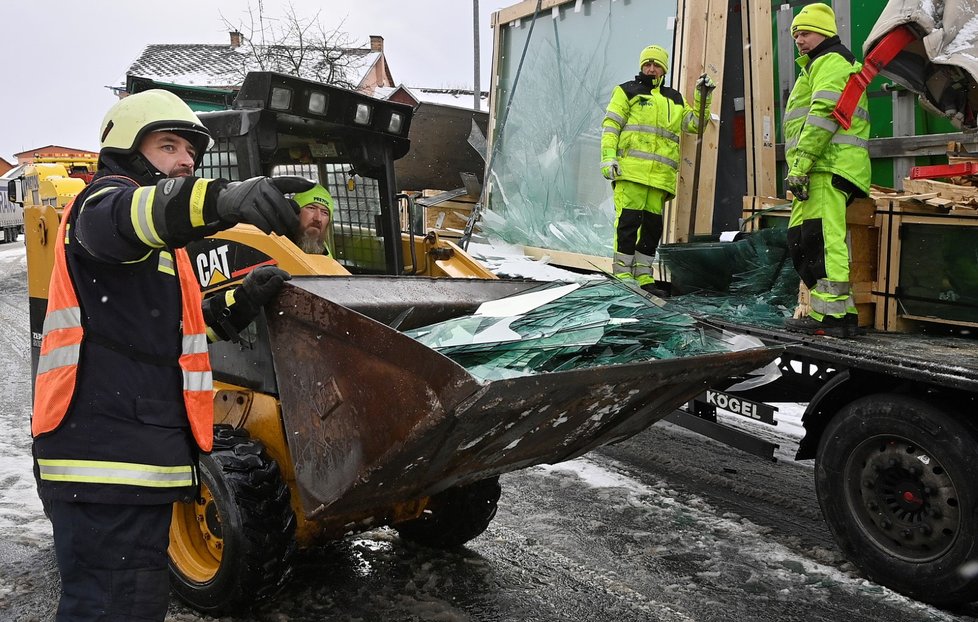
[32,191,214,461]
[783,44,871,194]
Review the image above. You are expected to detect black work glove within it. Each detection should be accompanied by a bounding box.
[202,266,292,343]
[215,176,315,236]
[238,265,292,309]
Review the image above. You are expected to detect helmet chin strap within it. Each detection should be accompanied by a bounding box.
[126,153,167,186]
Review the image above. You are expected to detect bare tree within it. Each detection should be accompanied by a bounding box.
[221,3,367,89]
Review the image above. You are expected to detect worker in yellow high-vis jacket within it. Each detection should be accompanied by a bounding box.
[782,3,872,338]
[601,44,715,297]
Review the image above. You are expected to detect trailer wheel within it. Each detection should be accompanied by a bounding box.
[395,477,501,548]
[815,394,978,605]
[169,424,297,615]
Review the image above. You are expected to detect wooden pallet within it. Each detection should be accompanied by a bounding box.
[900,177,978,209]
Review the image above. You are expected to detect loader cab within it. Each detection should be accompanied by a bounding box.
[194,71,415,279]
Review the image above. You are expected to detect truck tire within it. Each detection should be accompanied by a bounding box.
[395,477,502,548]
[169,424,297,614]
[815,394,978,605]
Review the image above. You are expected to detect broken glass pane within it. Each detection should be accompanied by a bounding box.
[658,227,798,328]
[404,279,744,380]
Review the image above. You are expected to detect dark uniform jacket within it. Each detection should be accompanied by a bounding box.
[33,160,205,505]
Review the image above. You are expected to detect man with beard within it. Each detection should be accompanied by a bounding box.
[293,183,335,255]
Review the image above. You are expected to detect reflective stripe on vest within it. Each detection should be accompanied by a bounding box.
[32,188,214,453]
[36,458,194,487]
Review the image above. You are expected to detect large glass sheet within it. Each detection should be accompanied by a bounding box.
[898,223,978,323]
[485,1,676,257]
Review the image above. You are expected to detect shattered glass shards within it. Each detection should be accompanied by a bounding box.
[405,279,737,380]
[658,227,799,328]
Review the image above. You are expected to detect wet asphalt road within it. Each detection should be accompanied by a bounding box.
[4,421,978,622]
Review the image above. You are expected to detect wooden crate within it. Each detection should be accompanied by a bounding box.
[741,195,878,328]
[419,190,477,239]
[741,195,790,232]
[874,194,978,332]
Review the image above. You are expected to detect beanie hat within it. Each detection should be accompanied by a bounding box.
[293,183,334,216]
[639,45,669,73]
[791,3,837,38]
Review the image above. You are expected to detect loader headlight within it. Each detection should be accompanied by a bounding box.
[308,91,328,115]
[270,87,293,111]
[354,103,373,125]
[388,112,404,134]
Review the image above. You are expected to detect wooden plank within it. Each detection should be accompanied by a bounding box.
[493,0,576,26]
[740,194,790,232]
[742,0,776,198]
[521,245,613,273]
[902,177,978,206]
[664,0,697,244]
[874,197,900,331]
[692,0,728,235]
[485,5,506,211]
[672,0,724,242]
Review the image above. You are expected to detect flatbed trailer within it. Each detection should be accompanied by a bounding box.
[679,319,978,606]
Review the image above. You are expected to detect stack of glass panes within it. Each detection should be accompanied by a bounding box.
[405,279,741,380]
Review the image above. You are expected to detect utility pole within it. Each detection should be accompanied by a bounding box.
[473,0,481,110]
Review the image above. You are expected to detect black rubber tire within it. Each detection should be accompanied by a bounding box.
[395,477,502,548]
[815,394,978,605]
[169,424,297,615]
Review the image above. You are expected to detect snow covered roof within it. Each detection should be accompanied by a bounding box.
[115,44,381,92]
[376,84,490,111]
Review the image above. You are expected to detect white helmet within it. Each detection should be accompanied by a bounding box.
[99,90,213,167]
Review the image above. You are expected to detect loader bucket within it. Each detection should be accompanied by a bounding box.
[266,276,780,519]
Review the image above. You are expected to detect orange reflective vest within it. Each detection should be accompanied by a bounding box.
[32,194,214,452]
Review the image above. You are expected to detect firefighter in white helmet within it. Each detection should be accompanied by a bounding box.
[32,89,312,621]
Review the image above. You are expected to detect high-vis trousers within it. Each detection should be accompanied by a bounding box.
[612,180,666,287]
[786,172,857,321]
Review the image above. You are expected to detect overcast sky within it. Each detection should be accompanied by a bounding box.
[2,0,514,161]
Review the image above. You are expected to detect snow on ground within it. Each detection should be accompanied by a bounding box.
[0,239,52,547]
[465,240,600,282]
[535,452,963,621]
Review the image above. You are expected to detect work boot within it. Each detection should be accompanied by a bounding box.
[784,314,859,338]
[640,283,669,298]
[844,313,866,336]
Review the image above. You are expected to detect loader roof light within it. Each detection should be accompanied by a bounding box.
[388,111,404,134]
[308,91,328,115]
[270,86,293,111]
[354,103,373,126]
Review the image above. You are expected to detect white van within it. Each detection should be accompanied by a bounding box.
[0,164,27,243]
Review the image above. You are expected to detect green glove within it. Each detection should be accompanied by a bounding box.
[785,156,814,201]
[785,172,810,201]
[695,73,716,92]
[601,159,622,180]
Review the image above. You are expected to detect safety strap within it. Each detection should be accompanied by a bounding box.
[84,332,180,367]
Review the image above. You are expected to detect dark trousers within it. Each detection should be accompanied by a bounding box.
[48,501,172,622]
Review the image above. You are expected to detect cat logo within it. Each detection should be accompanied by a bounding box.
[195,244,231,287]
